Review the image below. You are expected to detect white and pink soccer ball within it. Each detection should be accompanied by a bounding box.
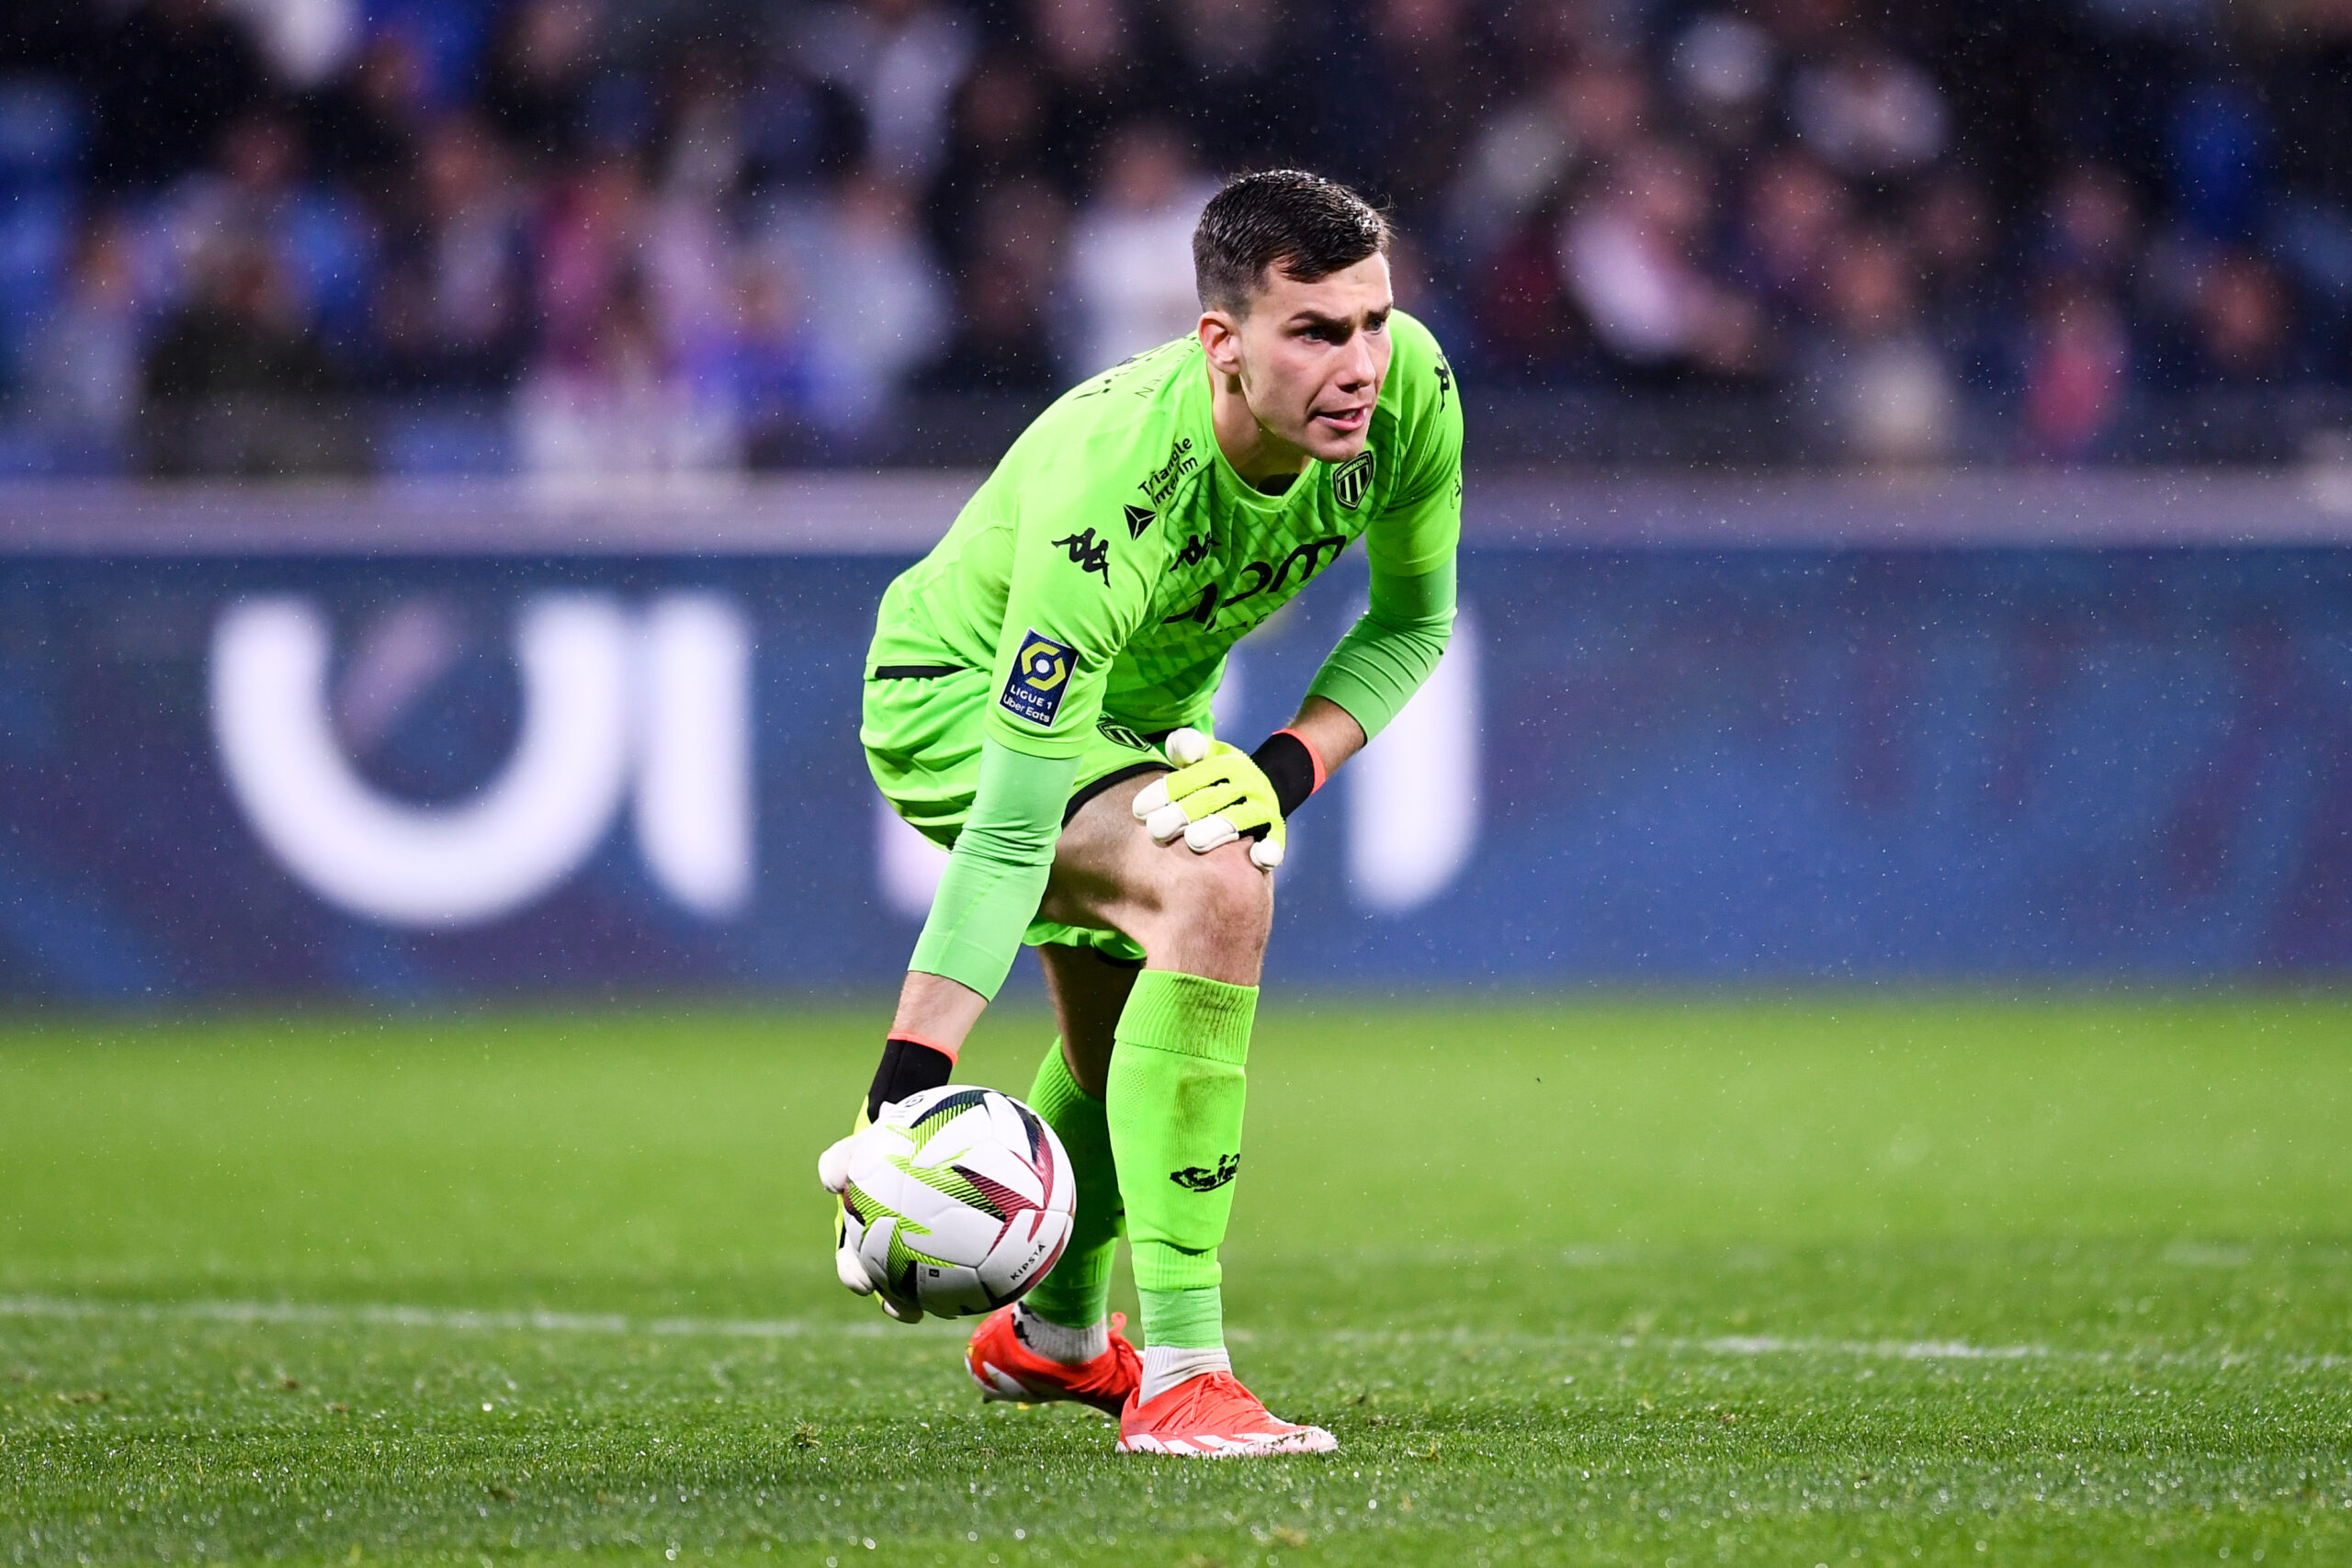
[819,1086,1075,1322]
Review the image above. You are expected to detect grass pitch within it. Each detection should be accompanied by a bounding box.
[3,997,2349,1567]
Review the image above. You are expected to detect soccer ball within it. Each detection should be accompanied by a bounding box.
[821,1086,1074,1322]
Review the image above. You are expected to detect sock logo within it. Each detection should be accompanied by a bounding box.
[1169,1153,1240,1192]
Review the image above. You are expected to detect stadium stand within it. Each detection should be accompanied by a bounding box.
[3,0,2352,475]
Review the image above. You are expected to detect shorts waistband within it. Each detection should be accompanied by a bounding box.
[1063,761,1168,826]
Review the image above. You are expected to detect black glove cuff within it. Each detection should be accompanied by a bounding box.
[866,1036,955,1122]
[1250,730,1320,820]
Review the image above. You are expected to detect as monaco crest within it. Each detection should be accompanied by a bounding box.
[1330,451,1375,510]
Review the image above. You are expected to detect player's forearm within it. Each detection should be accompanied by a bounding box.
[1282,696,1366,776]
[888,970,988,1053]
[861,970,989,1121]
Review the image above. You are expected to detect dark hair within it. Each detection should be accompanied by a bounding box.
[1193,170,1391,314]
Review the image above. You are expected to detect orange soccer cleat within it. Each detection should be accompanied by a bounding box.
[965,1306,1141,1416]
[1114,1370,1338,1457]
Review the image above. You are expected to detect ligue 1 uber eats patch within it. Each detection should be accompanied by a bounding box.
[1000,630,1075,727]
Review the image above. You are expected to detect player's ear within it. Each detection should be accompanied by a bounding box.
[1199,310,1243,376]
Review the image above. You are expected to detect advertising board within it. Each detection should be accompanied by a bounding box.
[2,476,2347,997]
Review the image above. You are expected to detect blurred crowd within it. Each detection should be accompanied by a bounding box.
[3,0,2351,474]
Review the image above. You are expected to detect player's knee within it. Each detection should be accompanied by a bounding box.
[1162,847,1272,950]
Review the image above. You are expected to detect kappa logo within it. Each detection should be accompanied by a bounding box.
[1122,502,1156,540]
[999,629,1076,727]
[1330,450,1375,510]
[1169,1153,1240,1193]
[1174,533,1211,569]
[1051,527,1111,583]
[1434,353,1453,411]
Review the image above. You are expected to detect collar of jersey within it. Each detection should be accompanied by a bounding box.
[1187,356,1317,517]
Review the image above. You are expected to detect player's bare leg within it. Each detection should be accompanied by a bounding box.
[1035,780,1273,986]
[1029,784,1335,1454]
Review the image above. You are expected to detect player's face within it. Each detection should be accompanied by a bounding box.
[1227,254,1395,465]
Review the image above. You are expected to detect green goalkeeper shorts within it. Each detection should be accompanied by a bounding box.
[862,664,1169,962]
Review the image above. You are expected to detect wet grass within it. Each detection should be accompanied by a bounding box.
[3,997,2349,1566]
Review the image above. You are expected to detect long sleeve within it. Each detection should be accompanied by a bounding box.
[1303,556,1456,739]
[907,736,1076,999]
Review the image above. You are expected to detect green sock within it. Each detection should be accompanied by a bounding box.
[1104,969,1257,1350]
[1020,1039,1120,1330]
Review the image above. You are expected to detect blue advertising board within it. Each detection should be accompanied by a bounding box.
[1,479,2348,998]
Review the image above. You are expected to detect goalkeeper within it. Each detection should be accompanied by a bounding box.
[825,170,1461,1458]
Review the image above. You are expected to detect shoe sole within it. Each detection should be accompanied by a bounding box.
[1116,1426,1339,1457]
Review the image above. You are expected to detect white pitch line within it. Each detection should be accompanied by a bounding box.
[4,1298,2337,1372]
[2,1297,2056,1362]
[1693,1336,2352,1371]
[1699,1335,2051,1361]
[0,1296,908,1340]
[1314,1325,2065,1360]
[1313,1325,2352,1372]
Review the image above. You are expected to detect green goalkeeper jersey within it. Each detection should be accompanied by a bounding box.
[866,310,1463,758]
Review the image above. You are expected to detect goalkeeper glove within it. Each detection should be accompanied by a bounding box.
[816,1036,958,1324]
[1132,727,1323,871]
[818,1118,928,1324]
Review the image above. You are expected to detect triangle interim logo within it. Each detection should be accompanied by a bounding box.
[1123,502,1156,539]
